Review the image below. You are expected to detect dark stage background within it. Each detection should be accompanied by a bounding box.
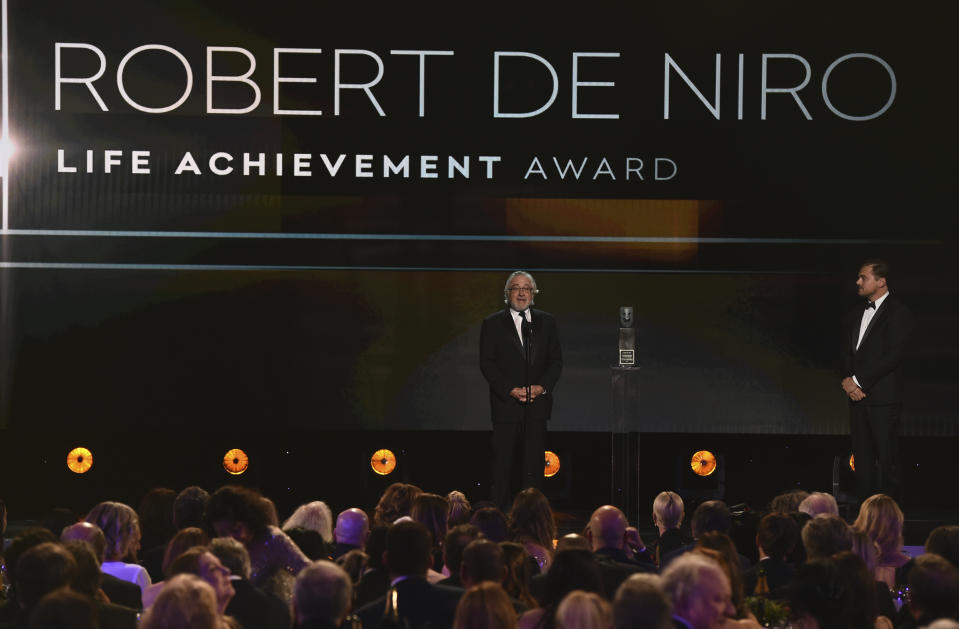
[0,2,956,458]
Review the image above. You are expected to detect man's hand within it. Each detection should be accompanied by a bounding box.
[841,377,858,394]
[848,387,866,401]
[510,385,546,403]
[624,527,645,559]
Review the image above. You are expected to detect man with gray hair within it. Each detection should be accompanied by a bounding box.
[800,515,852,560]
[661,553,734,629]
[480,270,563,508]
[210,537,290,629]
[797,492,839,518]
[294,560,354,629]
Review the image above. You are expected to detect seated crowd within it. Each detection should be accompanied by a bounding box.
[1,485,958,629]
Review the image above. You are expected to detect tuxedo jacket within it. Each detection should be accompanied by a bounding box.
[841,295,913,406]
[479,308,563,423]
[355,576,463,629]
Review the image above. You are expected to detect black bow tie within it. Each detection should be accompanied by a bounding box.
[864,301,876,310]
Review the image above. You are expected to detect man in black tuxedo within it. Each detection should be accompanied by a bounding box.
[480,271,563,509]
[841,259,913,502]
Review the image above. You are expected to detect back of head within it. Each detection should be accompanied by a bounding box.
[411,493,451,548]
[285,527,328,560]
[16,542,77,610]
[690,501,730,539]
[373,483,422,527]
[140,574,218,629]
[798,493,839,518]
[801,516,852,561]
[162,527,210,578]
[210,536,252,580]
[294,560,353,627]
[61,522,107,564]
[613,574,672,629]
[283,501,334,543]
[85,502,139,562]
[365,525,389,570]
[138,488,177,548]
[909,553,959,620]
[204,486,270,540]
[788,559,856,629]
[167,546,208,577]
[770,490,809,514]
[508,488,556,549]
[461,539,505,587]
[385,521,433,577]
[852,494,903,562]
[174,486,210,530]
[453,582,517,629]
[831,551,879,624]
[444,524,481,575]
[556,590,611,629]
[926,525,959,570]
[757,513,800,560]
[652,492,684,530]
[29,588,98,629]
[334,508,370,546]
[588,505,628,551]
[471,507,508,543]
[5,528,57,592]
[660,552,725,619]
[544,548,605,605]
[500,542,536,608]
[448,491,472,527]
[61,541,104,599]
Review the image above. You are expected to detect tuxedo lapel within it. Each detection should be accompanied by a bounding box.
[504,310,524,357]
[858,299,890,350]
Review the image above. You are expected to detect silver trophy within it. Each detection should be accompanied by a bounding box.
[619,306,635,366]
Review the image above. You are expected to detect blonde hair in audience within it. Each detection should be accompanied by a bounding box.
[453,582,517,629]
[652,492,684,529]
[283,501,334,543]
[853,494,904,563]
[85,502,140,561]
[140,574,218,629]
[556,590,612,629]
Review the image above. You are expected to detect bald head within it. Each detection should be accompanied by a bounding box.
[588,505,629,551]
[61,522,107,563]
[334,508,370,547]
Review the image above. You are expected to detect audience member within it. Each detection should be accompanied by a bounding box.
[694,537,749,621]
[651,491,686,567]
[501,542,538,609]
[335,549,368,587]
[210,537,291,629]
[509,488,557,574]
[439,525,482,588]
[521,549,605,629]
[284,502,334,545]
[293,560,353,629]
[61,540,139,629]
[787,558,858,629]
[85,503,151,595]
[472,507,509,543]
[137,488,177,581]
[355,521,462,629]
[460,539,506,589]
[926,525,959,571]
[769,490,809,514]
[661,552,734,629]
[205,486,309,603]
[797,493,839,518]
[801,516,852,561]
[849,530,897,621]
[612,574,672,629]
[585,505,654,597]
[556,590,611,629]
[61,522,142,610]
[138,574,223,629]
[331,509,369,560]
[557,534,590,552]
[173,487,210,531]
[742,513,798,596]
[852,494,911,588]
[453,582,516,629]
[662,501,750,572]
[901,554,959,629]
[352,525,389,609]
[411,493,451,572]
[28,588,98,629]
[372,483,422,527]
[1,528,58,623]
[142,527,209,608]
[831,551,892,629]
[284,528,329,561]
[448,491,472,528]
[15,543,77,616]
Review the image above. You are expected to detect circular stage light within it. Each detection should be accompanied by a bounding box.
[223,448,249,475]
[544,450,560,477]
[371,449,396,475]
[849,454,855,472]
[67,447,93,474]
[691,450,717,476]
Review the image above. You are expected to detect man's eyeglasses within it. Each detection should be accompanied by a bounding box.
[508,286,533,293]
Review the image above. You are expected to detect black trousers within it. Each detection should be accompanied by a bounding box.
[850,401,903,503]
[491,416,545,510]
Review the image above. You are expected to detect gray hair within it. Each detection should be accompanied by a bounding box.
[798,492,839,518]
[294,561,353,626]
[661,553,726,618]
[614,574,672,629]
[503,271,539,304]
[653,492,684,529]
[209,536,252,580]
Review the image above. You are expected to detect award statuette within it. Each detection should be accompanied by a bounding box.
[618,306,636,366]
